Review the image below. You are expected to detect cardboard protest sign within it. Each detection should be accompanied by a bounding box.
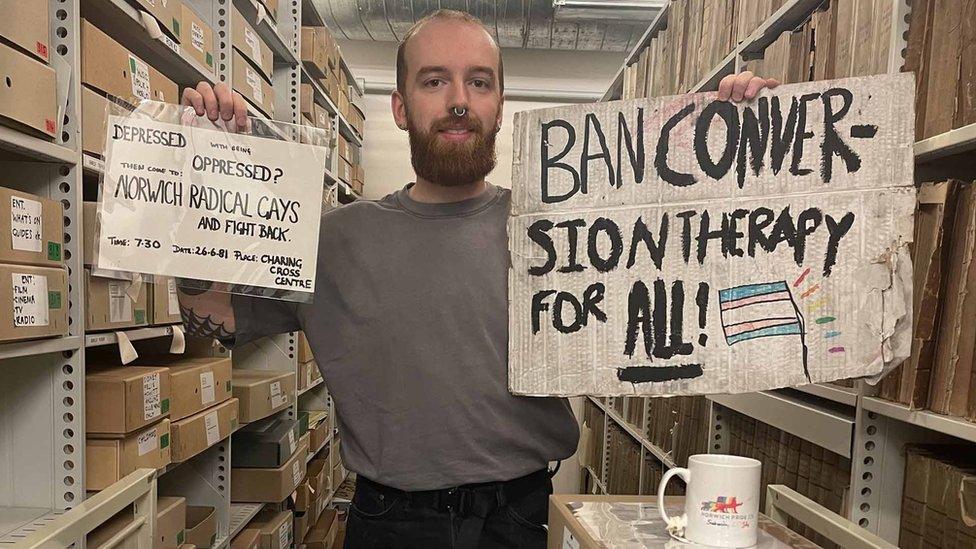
[508,74,915,396]
[97,108,328,298]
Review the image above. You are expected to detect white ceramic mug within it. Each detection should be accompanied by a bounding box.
[658,454,762,548]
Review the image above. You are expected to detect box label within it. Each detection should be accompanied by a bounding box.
[143,373,161,420]
[167,278,180,315]
[160,432,170,448]
[160,33,180,55]
[244,27,261,68]
[134,309,146,324]
[137,427,158,456]
[287,429,296,454]
[108,281,133,323]
[10,197,43,253]
[200,371,216,405]
[204,410,220,446]
[278,522,289,548]
[12,273,49,327]
[562,527,579,549]
[48,291,61,309]
[291,460,302,487]
[270,380,286,408]
[128,56,152,100]
[47,242,62,262]
[191,21,205,53]
[245,66,263,104]
[305,366,313,389]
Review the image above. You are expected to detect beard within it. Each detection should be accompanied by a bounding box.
[407,110,498,187]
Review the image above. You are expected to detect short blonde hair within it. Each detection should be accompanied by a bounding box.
[395,9,504,95]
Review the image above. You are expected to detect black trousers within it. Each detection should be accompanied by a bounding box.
[345,469,552,549]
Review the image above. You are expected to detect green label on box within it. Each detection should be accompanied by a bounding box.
[48,291,61,309]
[226,380,232,392]
[47,242,61,261]
[160,433,170,448]
[161,398,170,414]
[176,530,184,545]
[173,19,181,38]
[129,58,136,74]
[206,52,213,67]
[135,310,146,324]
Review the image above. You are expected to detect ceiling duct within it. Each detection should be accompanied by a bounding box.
[311,0,651,51]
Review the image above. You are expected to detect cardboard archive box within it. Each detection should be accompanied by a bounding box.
[230,529,260,549]
[232,369,296,422]
[300,27,331,77]
[0,264,68,341]
[249,509,293,549]
[132,0,182,42]
[306,454,330,496]
[0,1,50,63]
[232,7,273,82]
[0,187,63,267]
[0,41,57,138]
[232,417,300,468]
[85,269,149,331]
[180,4,215,75]
[231,439,308,503]
[303,509,338,549]
[86,365,171,434]
[81,20,179,105]
[151,276,184,325]
[307,412,330,455]
[299,84,316,121]
[297,331,314,363]
[157,496,187,549]
[185,506,218,548]
[136,357,232,421]
[170,397,239,462]
[86,419,171,491]
[82,85,114,157]
[232,50,275,118]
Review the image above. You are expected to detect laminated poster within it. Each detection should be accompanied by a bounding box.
[96,102,329,301]
[508,74,916,396]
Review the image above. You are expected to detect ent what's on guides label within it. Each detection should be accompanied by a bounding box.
[98,114,328,297]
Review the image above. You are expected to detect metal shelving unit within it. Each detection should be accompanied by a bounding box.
[0,126,78,164]
[81,0,218,87]
[0,0,362,545]
[84,325,180,348]
[708,391,855,458]
[594,0,976,545]
[225,503,264,545]
[861,396,976,444]
[588,396,676,469]
[915,122,976,163]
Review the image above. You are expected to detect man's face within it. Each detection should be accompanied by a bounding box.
[393,19,504,187]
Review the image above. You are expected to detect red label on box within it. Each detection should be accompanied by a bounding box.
[36,42,48,60]
[45,119,55,134]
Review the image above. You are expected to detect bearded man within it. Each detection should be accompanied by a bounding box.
[177,9,776,548]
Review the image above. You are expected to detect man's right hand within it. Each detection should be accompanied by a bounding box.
[181,82,249,130]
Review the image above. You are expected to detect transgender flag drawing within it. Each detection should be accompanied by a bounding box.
[719,281,810,381]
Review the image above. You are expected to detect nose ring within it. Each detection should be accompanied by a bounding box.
[452,106,467,117]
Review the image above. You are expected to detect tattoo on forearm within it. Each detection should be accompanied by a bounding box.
[180,304,235,339]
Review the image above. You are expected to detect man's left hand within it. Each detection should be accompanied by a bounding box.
[717,71,780,102]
